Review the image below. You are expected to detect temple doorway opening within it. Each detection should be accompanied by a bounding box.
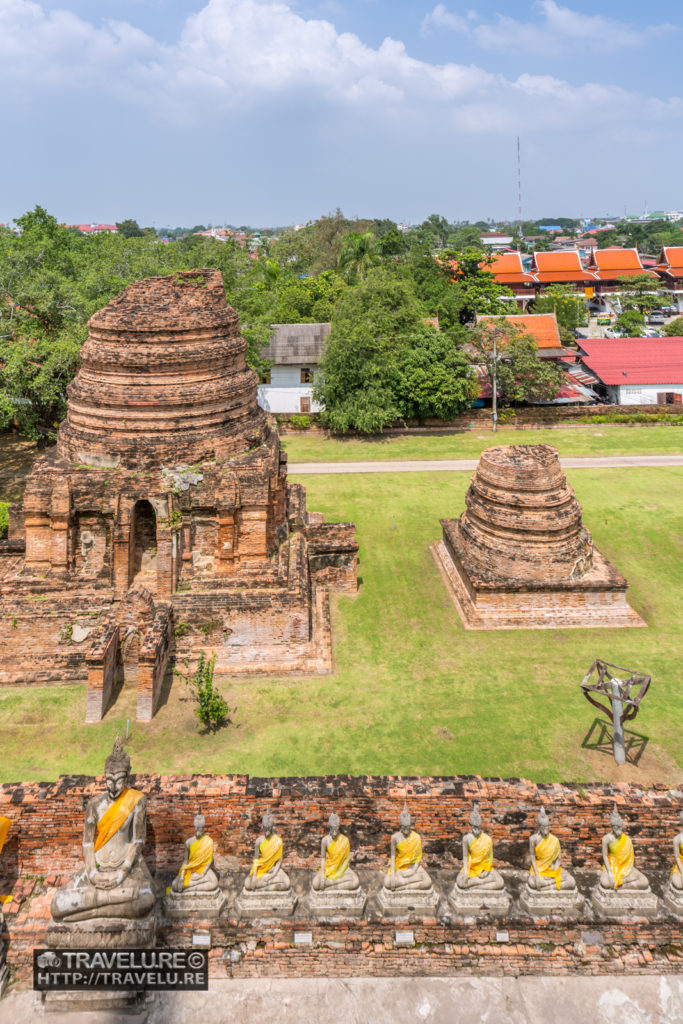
[130,500,157,587]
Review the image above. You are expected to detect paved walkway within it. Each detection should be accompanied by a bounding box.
[290,455,683,474]
[3,976,682,1024]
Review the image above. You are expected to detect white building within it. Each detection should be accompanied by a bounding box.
[257,323,330,414]
[577,337,683,405]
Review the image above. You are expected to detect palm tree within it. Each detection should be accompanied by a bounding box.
[337,231,381,282]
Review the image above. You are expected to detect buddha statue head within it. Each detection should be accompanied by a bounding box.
[262,810,276,837]
[194,812,206,838]
[469,803,482,838]
[537,805,550,837]
[610,805,624,838]
[328,813,341,840]
[104,736,131,800]
[399,807,412,838]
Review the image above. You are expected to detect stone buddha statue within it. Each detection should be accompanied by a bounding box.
[383,809,432,892]
[599,806,650,892]
[50,737,154,923]
[312,813,360,892]
[170,813,219,895]
[528,806,576,891]
[670,810,683,891]
[456,804,505,891]
[244,811,291,892]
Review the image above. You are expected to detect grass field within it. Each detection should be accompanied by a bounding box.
[0,466,681,784]
[282,424,683,464]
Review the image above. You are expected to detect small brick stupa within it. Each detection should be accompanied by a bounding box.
[0,271,357,719]
[433,444,644,630]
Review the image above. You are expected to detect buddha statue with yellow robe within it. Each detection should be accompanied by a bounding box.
[382,809,433,892]
[312,813,360,892]
[528,806,576,892]
[170,813,220,895]
[50,737,154,923]
[669,810,683,892]
[599,806,650,892]
[456,804,505,891]
[244,811,291,892]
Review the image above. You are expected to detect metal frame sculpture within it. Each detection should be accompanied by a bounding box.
[580,659,651,765]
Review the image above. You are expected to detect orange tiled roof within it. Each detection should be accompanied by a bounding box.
[475,313,562,350]
[533,251,584,272]
[656,247,683,278]
[586,248,657,279]
[447,252,536,286]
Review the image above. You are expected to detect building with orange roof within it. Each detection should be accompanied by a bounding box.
[654,247,683,312]
[529,251,597,290]
[475,313,565,358]
[585,248,658,314]
[478,252,538,310]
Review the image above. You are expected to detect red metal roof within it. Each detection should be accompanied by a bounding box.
[577,337,683,385]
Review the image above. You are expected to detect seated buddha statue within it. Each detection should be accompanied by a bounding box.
[51,738,154,922]
[669,809,683,892]
[244,811,291,892]
[170,813,220,895]
[528,806,577,891]
[456,804,505,891]
[382,808,432,891]
[599,806,650,892]
[312,813,360,892]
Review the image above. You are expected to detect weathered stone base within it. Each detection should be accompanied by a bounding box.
[432,540,645,631]
[447,886,512,920]
[591,886,659,921]
[45,912,156,949]
[235,889,297,920]
[163,888,226,919]
[519,885,585,920]
[42,988,149,1015]
[662,883,683,918]
[308,888,366,920]
[376,887,440,919]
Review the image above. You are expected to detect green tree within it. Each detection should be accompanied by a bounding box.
[615,309,646,336]
[664,316,683,336]
[439,247,515,322]
[115,219,145,238]
[337,230,381,282]
[532,285,588,332]
[315,267,475,432]
[617,274,665,314]
[467,319,565,406]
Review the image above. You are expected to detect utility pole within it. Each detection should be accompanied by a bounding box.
[492,326,498,433]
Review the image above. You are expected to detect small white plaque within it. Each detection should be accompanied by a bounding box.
[495,931,509,943]
[395,930,414,945]
[192,932,211,947]
[294,932,312,945]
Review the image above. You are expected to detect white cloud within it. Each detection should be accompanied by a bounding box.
[0,0,681,135]
[421,1,674,54]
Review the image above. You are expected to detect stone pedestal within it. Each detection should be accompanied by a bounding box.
[235,888,297,920]
[591,885,658,921]
[662,882,683,918]
[43,913,155,1014]
[376,886,440,919]
[308,887,366,920]
[519,884,585,920]
[164,888,227,919]
[447,885,511,920]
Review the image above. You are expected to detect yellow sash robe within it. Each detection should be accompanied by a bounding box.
[94,789,144,853]
[467,832,493,878]
[325,834,350,880]
[531,833,562,889]
[670,840,683,879]
[389,831,422,873]
[251,833,283,878]
[183,835,214,886]
[0,816,11,856]
[607,832,634,889]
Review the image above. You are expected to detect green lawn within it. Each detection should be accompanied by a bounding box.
[282,424,683,463]
[0,467,681,784]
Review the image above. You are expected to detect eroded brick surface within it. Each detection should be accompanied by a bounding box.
[0,271,357,715]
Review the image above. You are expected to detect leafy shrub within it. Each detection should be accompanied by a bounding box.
[0,502,9,539]
[183,652,231,732]
[288,414,313,430]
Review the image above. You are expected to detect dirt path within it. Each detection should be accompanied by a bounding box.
[289,455,683,474]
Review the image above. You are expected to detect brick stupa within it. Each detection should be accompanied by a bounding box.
[0,270,357,718]
[432,444,644,630]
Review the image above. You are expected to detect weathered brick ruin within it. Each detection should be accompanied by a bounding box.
[0,774,681,983]
[0,270,357,718]
[433,444,644,629]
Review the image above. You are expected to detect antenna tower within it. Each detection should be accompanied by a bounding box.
[516,136,523,246]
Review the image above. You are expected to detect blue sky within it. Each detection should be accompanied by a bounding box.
[2,1,682,226]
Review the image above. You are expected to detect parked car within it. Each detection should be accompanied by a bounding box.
[596,315,612,326]
[648,313,665,325]
[662,306,679,316]
[604,328,622,338]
